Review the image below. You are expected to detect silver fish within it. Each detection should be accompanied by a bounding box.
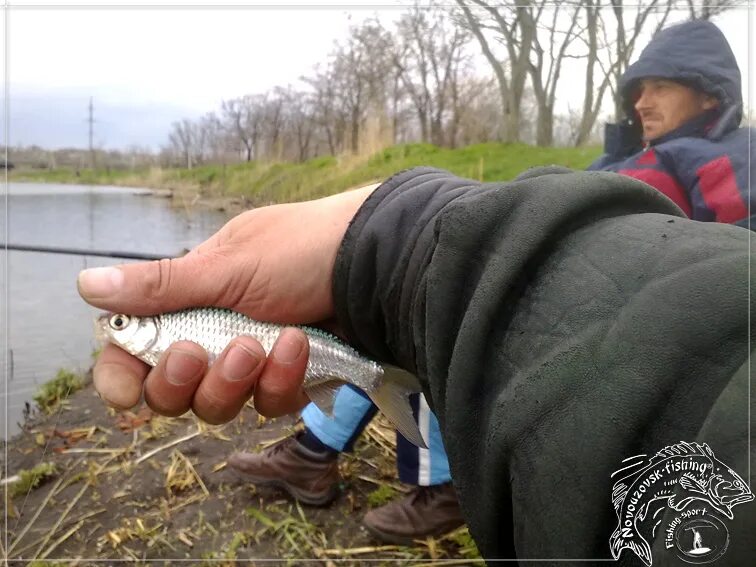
[96,307,427,447]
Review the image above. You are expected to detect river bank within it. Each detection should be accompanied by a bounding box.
[2,377,481,564]
[10,143,602,213]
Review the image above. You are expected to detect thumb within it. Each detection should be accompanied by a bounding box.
[78,254,227,315]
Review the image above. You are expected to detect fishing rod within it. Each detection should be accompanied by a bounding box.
[0,243,178,261]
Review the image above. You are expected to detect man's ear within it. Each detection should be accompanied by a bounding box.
[702,94,719,111]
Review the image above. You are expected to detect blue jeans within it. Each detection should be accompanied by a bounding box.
[301,384,451,486]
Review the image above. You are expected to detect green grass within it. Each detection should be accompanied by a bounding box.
[33,369,85,414]
[11,166,150,186]
[9,462,57,498]
[366,484,398,508]
[11,143,602,206]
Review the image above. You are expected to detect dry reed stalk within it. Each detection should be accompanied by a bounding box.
[167,492,206,513]
[258,433,291,450]
[32,480,89,559]
[0,475,19,486]
[38,519,85,559]
[350,455,379,470]
[7,473,68,555]
[177,531,194,548]
[60,447,130,456]
[134,429,200,465]
[172,449,209,497]
[356,475,408,493]
[364,422,397,456]
[11,508,106,558]
[316,545,405,556]
[197,421,231,441]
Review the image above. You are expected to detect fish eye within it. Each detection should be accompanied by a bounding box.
[109,314,130,331]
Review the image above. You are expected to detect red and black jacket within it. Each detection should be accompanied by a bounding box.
[588,20,753,227]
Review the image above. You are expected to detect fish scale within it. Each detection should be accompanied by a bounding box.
[154,308,382,391]
[96,307,427,447]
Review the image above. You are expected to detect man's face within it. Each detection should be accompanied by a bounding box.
[633,78,718,141]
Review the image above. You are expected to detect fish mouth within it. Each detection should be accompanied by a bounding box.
[720,491,755,507]
[93,312,112,342]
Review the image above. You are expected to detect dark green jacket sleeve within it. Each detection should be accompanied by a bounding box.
[332,166,754,562]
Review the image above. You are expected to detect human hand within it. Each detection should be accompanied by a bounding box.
[78,184,378,423]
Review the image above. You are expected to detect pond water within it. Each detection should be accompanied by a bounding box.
[0,182,231,438]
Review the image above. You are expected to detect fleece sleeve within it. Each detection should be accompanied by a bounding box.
[332,166,753,561]
[334,168,753,564]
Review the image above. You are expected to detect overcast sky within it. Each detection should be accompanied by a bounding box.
[3,0,753,150]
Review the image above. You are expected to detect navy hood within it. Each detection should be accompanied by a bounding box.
[620,20,742,130]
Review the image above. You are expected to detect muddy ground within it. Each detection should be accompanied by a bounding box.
[2,377,481,566]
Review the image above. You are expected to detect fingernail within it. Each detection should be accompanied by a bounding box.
[165,350,205,385]
[272,329,305,364]
[223,344,261,381]
[78,267,124,298]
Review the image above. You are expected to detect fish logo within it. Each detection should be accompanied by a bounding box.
[609,441,753,566]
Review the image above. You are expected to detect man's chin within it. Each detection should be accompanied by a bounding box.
[642,128,661,142]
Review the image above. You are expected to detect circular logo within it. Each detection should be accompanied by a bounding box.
[673,514,730,564]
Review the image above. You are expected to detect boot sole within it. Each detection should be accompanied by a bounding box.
[362,521,466,547]
[234,471,339,507]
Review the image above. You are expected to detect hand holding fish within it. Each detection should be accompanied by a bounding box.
[78,184,379,424]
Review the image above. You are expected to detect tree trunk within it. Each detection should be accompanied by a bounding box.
[351,109,360,154]
[535,102,553,146]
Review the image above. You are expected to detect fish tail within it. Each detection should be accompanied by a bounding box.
[367,365,427,449]
[610,524,652,567]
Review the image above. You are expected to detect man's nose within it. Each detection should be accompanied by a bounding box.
[635,90,651,111]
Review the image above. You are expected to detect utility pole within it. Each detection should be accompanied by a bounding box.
[88,97,95,169]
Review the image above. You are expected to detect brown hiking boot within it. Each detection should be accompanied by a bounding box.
[362,482,465,545]
[227,436,340,506]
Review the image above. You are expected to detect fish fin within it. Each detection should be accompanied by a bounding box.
[367,365,427,449]
[306,379,344,417]
[680,474,706,493]
[609,524,652,567]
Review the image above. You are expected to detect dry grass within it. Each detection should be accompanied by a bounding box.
[5,384,480,563]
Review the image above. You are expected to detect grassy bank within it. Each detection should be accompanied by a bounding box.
[11,142,602,206]
[4,378,482,563]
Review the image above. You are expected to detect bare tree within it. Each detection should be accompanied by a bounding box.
[332,20,394,153]
[525,1,583,146]
[454,0,536,142]
[168,119,196,169]
[278,86,316,162]
[682,0,738,20]
[449,76,504,146]
[304,62,347,156]
[199,112,229,163]
[221,95,265,161]
[393,5,472,146]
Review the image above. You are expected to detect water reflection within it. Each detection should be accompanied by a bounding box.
[0,182,231,438]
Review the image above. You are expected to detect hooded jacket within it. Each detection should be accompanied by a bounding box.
[587,20,753,226]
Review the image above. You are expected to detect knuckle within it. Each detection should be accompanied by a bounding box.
[143,385,187,417]
[142,258,175,303]
[195,389,237,424]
